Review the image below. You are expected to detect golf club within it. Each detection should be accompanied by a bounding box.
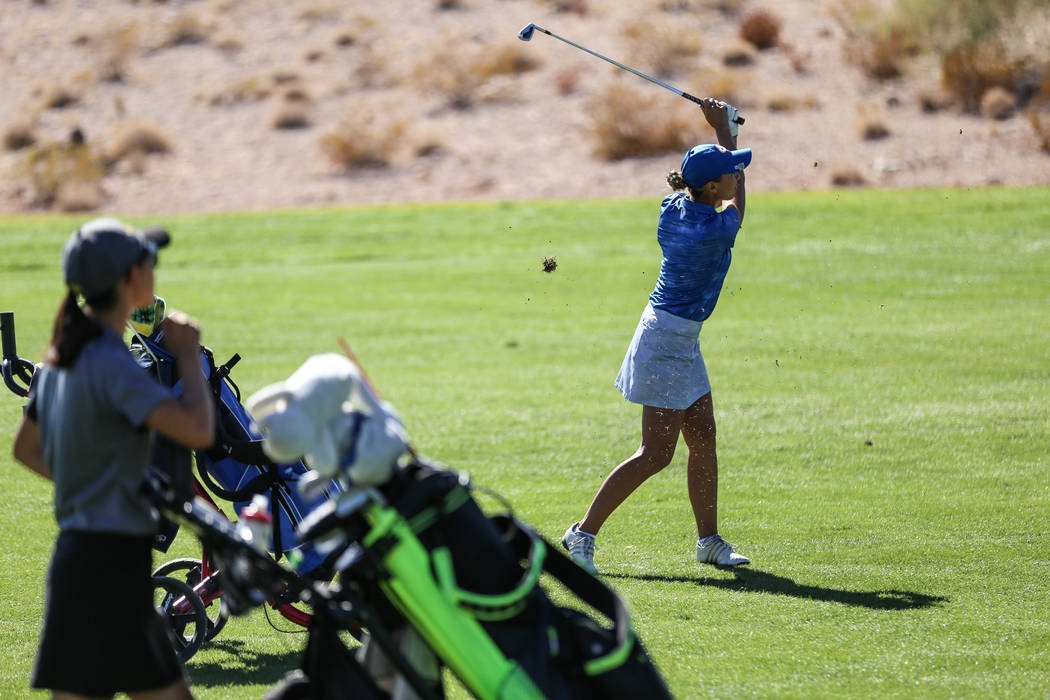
[517,23,744,126]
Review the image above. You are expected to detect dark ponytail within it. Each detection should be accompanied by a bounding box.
[47,291,103,368]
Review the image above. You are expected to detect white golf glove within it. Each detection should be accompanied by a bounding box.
[722,101,741,141]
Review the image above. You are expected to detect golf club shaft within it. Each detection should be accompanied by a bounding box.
[530,25,704,105]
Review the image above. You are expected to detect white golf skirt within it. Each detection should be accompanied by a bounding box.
[614,302,711,410]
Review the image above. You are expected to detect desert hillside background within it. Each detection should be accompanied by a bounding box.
[1,0,1048,215]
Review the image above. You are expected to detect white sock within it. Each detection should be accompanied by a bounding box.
[575,524,597,539]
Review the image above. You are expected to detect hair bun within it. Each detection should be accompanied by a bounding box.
[666,170,687,191]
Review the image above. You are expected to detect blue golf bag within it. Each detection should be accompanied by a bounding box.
[131,329,342,576]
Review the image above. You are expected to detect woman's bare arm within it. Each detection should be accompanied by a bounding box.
[13,415,50,480]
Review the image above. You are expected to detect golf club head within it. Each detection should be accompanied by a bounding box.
[517,23,536,41]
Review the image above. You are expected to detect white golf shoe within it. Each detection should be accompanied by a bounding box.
[696,534,750,567]
[561,522,598,575]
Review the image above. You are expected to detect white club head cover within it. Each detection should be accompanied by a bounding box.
[341,401,408,485]
[245,353,361,474]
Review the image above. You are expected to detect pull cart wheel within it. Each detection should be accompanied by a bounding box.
[152,575,209,663]
[153,557,230,641]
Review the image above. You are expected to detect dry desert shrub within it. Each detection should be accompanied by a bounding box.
[37,82,80,110]
[55,179,105,212]
[271,71,303,86]
[980,86,1015,120]
[407,124,448,158]
[918,89,954,113]
[96,22,141,82]
[202,76,273,105]
[411,37,488,109]
[554,66,584,95]
[827,0,919,80]
[539,0,588,14]
[829,163,866,187]
[409,36,541,105]
[622,18,703,78]
[356,42,396,88]
[203,72,305,106]
[833,0,1047,108]
[686,67,751,109]
[650,0,699,11]
[763,89,819,113]
[780,42,811,73]
[332,29,356,48]
[157,11,211,49]
[653,0,744,14]
[854,103,890,140]
[106,120,173,164]
[270,83,315,129]
[764,89,796,112]
[940,42,1021,112]
[319,106,410,169]
[1027,110,1050,153]
[3,121,37,151]
[332,13,376,48]
[738,9,781,50]
[478,42,543,78]
[212,33,244,53]
[845,26,909,79]
[720,38,756,67]
[587,81,695,160]
[270,102,312,130]
[280,85,313,103]
[297,2,342,22]
[1025,78,1050,152]
[17,138,105,209]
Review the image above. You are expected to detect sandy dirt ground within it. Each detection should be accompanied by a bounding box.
[1,0,1048,216]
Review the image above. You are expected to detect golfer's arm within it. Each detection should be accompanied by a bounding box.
[13,415,50,480]
[732,171,746,224]
[146,351,215,449]
[714,125,746,223]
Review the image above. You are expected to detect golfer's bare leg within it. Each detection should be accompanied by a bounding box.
[681,393,718,539]
[579,405,683,535]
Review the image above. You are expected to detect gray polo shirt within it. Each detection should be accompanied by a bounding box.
[28,325,172,535]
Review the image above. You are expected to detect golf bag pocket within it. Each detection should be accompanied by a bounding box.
[496,515,673,700]
[549,606,670,700]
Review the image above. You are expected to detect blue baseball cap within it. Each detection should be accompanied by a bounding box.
[680,144,752,189]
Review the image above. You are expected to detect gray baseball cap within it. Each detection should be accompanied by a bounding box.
[62,218,170,300]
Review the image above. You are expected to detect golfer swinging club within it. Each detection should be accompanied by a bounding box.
[563,98,751,573]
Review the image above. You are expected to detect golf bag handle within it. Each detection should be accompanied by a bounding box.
[1,312,37,398]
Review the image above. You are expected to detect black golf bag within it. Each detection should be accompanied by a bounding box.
[262,461,674,700]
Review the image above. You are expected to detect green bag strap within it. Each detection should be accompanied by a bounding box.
[431,535,546,620]
[498,516,637,676]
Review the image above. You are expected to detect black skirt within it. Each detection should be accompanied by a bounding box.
[31,531,184,696]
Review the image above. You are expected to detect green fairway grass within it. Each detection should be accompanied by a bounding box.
[1,187,1047,698]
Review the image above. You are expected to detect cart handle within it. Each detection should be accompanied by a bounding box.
[1,312,36,398]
